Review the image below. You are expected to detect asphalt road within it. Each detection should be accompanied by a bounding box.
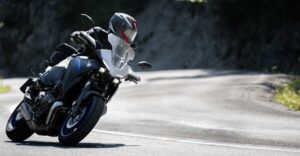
[1,70,300,156]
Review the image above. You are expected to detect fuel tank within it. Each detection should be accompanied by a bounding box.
[62,56,100,92]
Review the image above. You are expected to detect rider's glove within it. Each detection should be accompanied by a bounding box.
[70,31,83,44]
[70,31,97,50]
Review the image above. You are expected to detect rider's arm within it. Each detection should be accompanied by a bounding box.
[86,26,108,40]
[86,27,112,50]
[70,27,108,49]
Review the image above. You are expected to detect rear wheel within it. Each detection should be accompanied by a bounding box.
[6,101,33,142]
[58,95,104,146]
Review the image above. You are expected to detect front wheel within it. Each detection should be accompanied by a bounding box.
[6,101,34,142]
[58,95,104,146]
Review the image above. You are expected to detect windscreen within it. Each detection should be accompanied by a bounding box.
[108,33,134,69]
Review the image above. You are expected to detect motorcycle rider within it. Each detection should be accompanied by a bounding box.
[28,12,137,100]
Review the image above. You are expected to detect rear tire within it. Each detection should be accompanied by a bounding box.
[58,95,104,146]
[6,101,34,142]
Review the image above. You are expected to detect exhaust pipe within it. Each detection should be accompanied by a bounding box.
[20,101,57,133]
[46,101,63,125]
[20,102,33,121]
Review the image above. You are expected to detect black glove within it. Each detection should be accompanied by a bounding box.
[70,31,83,44]
[70,31,97,49]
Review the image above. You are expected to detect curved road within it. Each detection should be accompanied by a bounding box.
[1,70,300,156]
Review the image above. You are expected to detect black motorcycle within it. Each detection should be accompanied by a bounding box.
[5,14,151,146]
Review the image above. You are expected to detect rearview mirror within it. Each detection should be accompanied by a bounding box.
[80,14,95,28]
[136,61,152,69]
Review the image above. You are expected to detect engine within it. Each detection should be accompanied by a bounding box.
[34,91,55,120]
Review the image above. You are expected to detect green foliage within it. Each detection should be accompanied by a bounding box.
[0,85,11,93]
[0,76,11,93]
[275,79,300,110]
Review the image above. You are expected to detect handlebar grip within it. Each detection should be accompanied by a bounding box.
[70,31,96,50]
[79,32,97,49]
[127,73,141,84]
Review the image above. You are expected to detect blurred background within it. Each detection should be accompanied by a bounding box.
[2,1,300,154]
[1,0,300,77]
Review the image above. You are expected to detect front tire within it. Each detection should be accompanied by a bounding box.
[58,95,104,146]
[6,101,34,142]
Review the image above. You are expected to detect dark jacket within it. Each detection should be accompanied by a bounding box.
[41,26,111,86]
[86,26,112,50]
[48,26,111,67]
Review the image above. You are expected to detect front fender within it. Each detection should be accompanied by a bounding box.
[70,80,104,117]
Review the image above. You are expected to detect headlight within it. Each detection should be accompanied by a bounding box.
[99,67,106,73]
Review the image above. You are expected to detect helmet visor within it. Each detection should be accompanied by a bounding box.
[108,33,135,69]
[124,29,137,43]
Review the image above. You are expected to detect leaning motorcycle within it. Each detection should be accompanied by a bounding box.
[5,14,151,146]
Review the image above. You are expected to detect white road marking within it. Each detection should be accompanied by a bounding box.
[92,129,300,153]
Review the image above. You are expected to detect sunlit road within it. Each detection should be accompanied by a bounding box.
[1,70,300,156]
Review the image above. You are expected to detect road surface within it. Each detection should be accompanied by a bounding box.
[1,69,300,156]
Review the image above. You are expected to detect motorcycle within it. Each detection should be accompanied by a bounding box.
[5,14,151,146]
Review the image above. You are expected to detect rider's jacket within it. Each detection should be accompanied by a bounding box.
[86,27,112,50]
[40,26,111,86]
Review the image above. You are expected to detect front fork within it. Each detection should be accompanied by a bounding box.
[70,72,121,117]
[70,79,103,117]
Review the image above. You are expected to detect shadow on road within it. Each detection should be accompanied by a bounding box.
[5,140,135,149]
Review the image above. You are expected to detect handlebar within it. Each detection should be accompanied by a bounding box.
[126,73,141,84]
[71,31,97,50]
